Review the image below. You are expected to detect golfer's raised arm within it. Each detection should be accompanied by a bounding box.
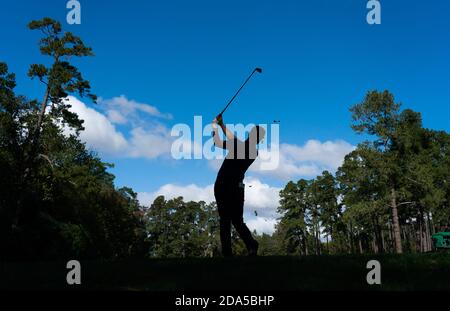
[212,119,224,148]
[216,114,235,141]
[220,123,235,141]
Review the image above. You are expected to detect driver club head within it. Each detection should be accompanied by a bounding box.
[255,67,263,73]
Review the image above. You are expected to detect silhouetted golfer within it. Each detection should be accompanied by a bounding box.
[212,114,266,257]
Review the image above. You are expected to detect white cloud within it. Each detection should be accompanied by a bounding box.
[244,177,281,213]
[247,217,278,235]
[250,140,355,180]
[64,96,129,154]
[98,95,172,124]
[65,96,174,159]
[106,109,127,124]
[282,140,355,169]
[138,177,280,211]
[128,127,172,159]
[137,177,282,234]
[138,183,216,206]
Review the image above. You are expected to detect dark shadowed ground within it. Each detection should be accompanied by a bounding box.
[1,254,449,290]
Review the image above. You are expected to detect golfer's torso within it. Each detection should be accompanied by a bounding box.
[214,138,257,190]
[215,158,254,187]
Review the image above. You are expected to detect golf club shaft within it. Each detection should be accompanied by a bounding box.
[219,68,258,116]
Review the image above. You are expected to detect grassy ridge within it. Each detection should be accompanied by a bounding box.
[1,254,449,290]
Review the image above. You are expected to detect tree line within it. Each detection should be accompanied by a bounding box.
[275,91,450,255]
[1,18,449,260]
[0,18,148,260]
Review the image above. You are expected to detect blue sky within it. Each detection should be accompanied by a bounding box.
[2,0,450,232]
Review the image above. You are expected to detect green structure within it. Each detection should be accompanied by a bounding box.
[432,232,450,250]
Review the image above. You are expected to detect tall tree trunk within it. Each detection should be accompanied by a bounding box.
[21,87,50,181]
[419,210,424,252]
[387,221,393,252]
[428,212,435,235]
[13,88,50,228]
[304,233,309,256]
[298,233,303,255]
[373,215,383,254]
[372,235,376,253]
[390,187,403,254]
[35,87,50,138]
[425,212,432,252]
[315,225,320,255]
[402,226,410,253]
[348,223,354,254]
[417,218,421,252]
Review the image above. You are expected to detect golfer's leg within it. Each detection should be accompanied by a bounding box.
[232,216,257,251]
[215,188,233,257]
[219,215,232,256]
[231,192,257,250]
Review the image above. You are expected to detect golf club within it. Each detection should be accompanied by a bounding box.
[218,67,262,117]
[213,68,262,144]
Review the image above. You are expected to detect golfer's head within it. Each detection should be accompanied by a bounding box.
[248,125,266,145]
